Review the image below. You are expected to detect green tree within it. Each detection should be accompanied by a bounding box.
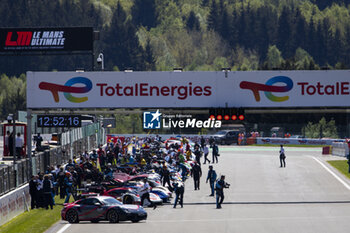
[104,1,145,70]
[0,74,26,119]
[207,0,219,31]
[144,39,156,71]
[186,10,201,31]
[302,117,338,138]
[266,45,284,69]
[277,7,293,58]
[294,47,316,70]
[132,0,157,29]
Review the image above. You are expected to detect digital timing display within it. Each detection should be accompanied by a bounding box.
[37,115,82,127]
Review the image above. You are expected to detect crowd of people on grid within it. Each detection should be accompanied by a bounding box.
[28,135,227,210]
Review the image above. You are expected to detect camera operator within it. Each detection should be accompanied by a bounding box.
[215,175,230,209]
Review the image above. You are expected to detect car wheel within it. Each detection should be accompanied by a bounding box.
[123,195,133,204]
[66,209,79,223]
[107,209,119,223]
[91,219,99,223]
[132,219,140,223]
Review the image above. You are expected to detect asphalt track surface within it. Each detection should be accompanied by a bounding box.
[48,146,350,233]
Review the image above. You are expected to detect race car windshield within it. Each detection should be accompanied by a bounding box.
[102,197,123,205]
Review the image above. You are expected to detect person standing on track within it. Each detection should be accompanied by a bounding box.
[173,182,184,208]
[191,162,202,190]
[194,145,201,165]
[279,144,286,167]
[206,165,217,196]
[140,179,156,209]
[212,143,219,163]
[203,144,210,164]
[161,165,173,191]
[200,136,206,149]
[215,175,230,209]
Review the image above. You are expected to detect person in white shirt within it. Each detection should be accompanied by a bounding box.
[139,179,156,209]
[203,145,210,164]
[279,145,286,167]
[15,132,24,159]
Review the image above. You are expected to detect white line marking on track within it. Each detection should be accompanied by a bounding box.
[147,215,350,223]
[57,224,71,233]
[312,156,350,191]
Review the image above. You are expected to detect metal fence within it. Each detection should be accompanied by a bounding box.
[0,123,105,196]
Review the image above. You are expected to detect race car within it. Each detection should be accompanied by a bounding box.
[102,187,141,204]
[148,180,172,202]
[61,196,147,223]
[121,181,164,206]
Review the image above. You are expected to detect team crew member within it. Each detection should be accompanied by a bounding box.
[212,143,219,163]
[173,183,184,208]
[279,145,286,167]
[43,175,54,209]
[203,144,210,164]
[215,175,230,209]
[194,146,201,165]
[15,132,24,159]
[140,179,156,209]
[200,136,206,149]
[29,175,38,209]
[191,162,202,190]
[206,165,217,196]
[161,165,172,190]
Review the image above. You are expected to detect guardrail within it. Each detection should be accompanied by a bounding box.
[0,123,105,197]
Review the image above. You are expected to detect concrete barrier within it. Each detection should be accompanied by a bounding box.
[0,184,30,226]
[332,142,349,157]
[256,137,344,146]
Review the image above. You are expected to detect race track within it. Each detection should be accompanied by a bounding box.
[48,146,350,233]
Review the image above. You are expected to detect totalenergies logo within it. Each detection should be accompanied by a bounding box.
[39,77,92,103]
[240,76,293,102]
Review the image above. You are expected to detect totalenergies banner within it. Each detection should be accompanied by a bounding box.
[27,70,350,108]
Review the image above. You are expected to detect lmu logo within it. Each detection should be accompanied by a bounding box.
[5,31,33,46]
[143,110,162,129]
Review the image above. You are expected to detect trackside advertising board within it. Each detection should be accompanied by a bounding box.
[0,27,93,52]
[27,70,350,108]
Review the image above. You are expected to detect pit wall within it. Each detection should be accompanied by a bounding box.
[0,184,30,226]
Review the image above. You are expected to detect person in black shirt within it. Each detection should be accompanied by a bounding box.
[215,175,230,209]
[161,165,172,190]
[8,132,14,157]
[29,176,38,209]
[194,146,202,165]
[173,183,184,208]
[191,162,202,190]
[200,136,205,149]
[212,143,219,163]
[206,165,217,196]
[35,133,43,151]
[57,167,66,199]
[43,175,53,209]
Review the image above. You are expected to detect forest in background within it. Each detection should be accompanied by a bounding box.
[0,0,349,135]
[2,0,350,75]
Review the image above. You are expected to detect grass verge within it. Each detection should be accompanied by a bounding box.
[328,160,350,179]
[0,196,66,233]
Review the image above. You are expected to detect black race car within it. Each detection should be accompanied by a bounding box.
[61,196,147,223]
